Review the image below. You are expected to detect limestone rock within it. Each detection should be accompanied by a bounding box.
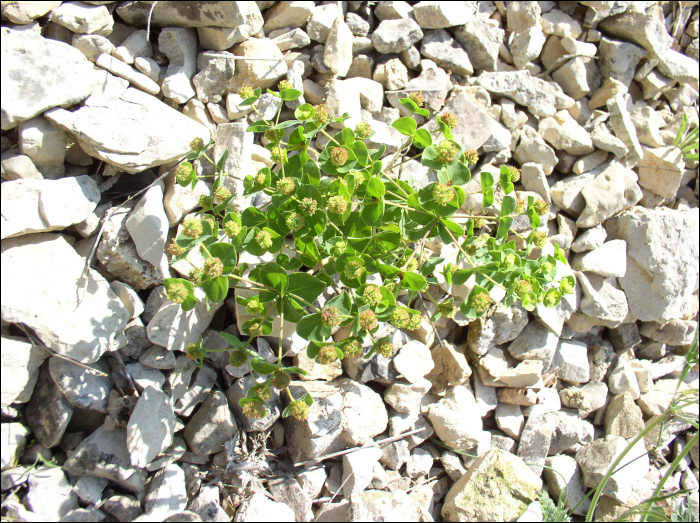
[0,335,48,407]
[576,435,649,503]
[348,490,426,521]
[125,184,168,267]
[509,25,546,70]
[442,448,542,522]
[284,379,388,463]
[454,19,504,72]
[183,391,237,456]
[420,29,473,76]
[147,288,223,353]
[604,393,644,439]
[49,356,110,412]
[193,52,236,104]
[413,1,473,29]
[18,115,67,178]
[45,88,209,173]
[607,94,643,166]
[476,70,574,118]
[538,110,594,155]
[306,4,339,43]
[392,340,433,383]
[426,386,484,452]
[598,9,674,56]
[576,272,629,329]
[571,240,627,278]
[50,2,113,35]
[127,386,176,468]
[2,1,61,24]
[544,455,590,516]
[577,162,642,228]
[24,467,80,521]
[0,422,29,471]
[515,126,558,176]
[141,464,187,519]
[226,374,281,432]
[1,28,95,130]
[234,492,295,522]
[1,234,129,363]
[467,302,529,356]
[605,206,699,322]
[64,426,139,483]
[113,29,152,65]
[230,38,288,92]
[263,0,314,33]
[116,1,263,31]
[372,18,423,54]
[598,38,646,87]
[25,364,73,448]
[324,17,353,77]
[636,146,685,199]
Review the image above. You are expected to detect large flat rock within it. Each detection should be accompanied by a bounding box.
[1,234,129,363]
[44,87,210,174]
[1,28,95,130]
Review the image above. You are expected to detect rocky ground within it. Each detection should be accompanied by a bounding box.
[1,0,699,522]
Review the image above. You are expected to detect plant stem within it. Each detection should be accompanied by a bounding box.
[442,225,506,290]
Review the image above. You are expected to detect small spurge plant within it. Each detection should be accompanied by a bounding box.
[165,83,575,420]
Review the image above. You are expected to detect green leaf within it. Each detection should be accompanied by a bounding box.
[207,242,237,273]
[366,177,386,198]
[304,392,314,405]
[500,194,517,217]
[283,366,308,375]
[448,161,471,185]
[246,122,271,133]
[327,291,352,316]
[280,89,302,101]
[250,358,278,375]
[392,117,417,136]
[452,268,476,285]
[401,272,427,291]
[421,257,445,277]
[400,97,419,113]
[482,188,494,210]
[481,170,494,190]
[220,332,245,351]
[216,149,228,172]
[279,296,305,323]
[296,313,331,343]
[351,140,369,167]
[201,275,229,303]
[412,128,432,148]
[361,200,385,226]
[415,107,430,117]
[287,272,326,304]
[526,196,541,229]
[496,217,514,240]
[259,262,288,295]
[242,207,267,227]
[421,145,443,170]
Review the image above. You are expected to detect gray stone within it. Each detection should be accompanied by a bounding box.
[125,362,166,392]
[127,386,175,468]
[233,492,295,522]
[25,466,80,521]
[140,344,177,370]
[575,272,629,329]
[193,52,236,104]
[599,9,674,56]
[507,321,559,365]
[572,240,627,278]
[263,0,314,33]
[392,340,433,383]
[1,175,100,239]
[230,38,287,92]
[61,507,108,522]
[147,289,223,352]
[515,126,558,176]
[426,385,484,452]
[1,154,43,181]
[284,379,388,463]
[324,18,353,77]
[306,3,339,42]
[636,145,685,199]
[187,485,228,522]
[72,475,109,505]
[175,363,217,417]
[102,494,143,522]
[605,392,644,439]
[598,38,646,87]
[640,319,698,347]
[538,110,594,155]
[413,1,473,28]
[607,94,643,166]
[2,1,61,24]
[591,125,629,158]
[454,19,503,72]
[142,464,188,519]
[517,414,553,475]
[64,426,139,483]
[2,234,129,362]
[372,18,423,54]
[267,473,313,522]
[509,25,546,70]
[373,58,408,91]
[1,28,95,130]
[346,13,369,37]
[1,336,49,408]
[577,161,642,228]
[272,27,310,51]
[183,391,237,456]
[443,448,542,522]
[342,447,383,497]
[95,53,160,95]
[1,423,29,471]
[544,455,590,516]
[113,29,152,65]
[116,1,263,31]
[420,29,473,75]
[45,88,209,174]
[605,207,699,322]
[576,436,649,503]
[125,184,168,267]
[348,490,426,521]
[49,356,110,413]
[571,224,607,253]
[383,378,431,415]
[468,302,529,356]
[50,1,112,34]
[476,70,574,118]
[18,115,67,178]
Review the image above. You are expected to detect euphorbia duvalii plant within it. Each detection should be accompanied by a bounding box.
[166,82,575,421]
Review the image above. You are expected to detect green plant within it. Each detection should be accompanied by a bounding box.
[674,113,699,161]
[540,489,572,523]
[165,82,574,420]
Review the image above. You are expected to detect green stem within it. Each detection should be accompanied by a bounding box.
[442,225,506,290]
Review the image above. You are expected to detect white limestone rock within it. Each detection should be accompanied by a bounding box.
[576,161,643,228]
[0,336,49,408]
[45,88,209,174]
[1,175,100,239]
[605,206,699,322]
[1,234,129,363]
[127,386,176,468]
[571,240,627,278]
[126,184,168,268]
